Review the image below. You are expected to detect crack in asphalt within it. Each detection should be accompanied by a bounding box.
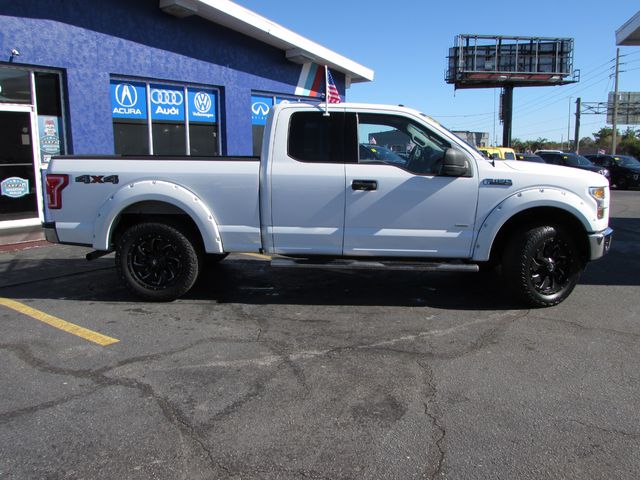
[0,341,229,477]
[0,308,526,478]
[531,315,640,341]
[417,359,446,480]
[570,418,640,439]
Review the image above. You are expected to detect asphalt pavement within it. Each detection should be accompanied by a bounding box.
[0,191,639,479]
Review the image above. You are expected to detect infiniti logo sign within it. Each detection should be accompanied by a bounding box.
[115,83,137,108]
[252,102,270,116]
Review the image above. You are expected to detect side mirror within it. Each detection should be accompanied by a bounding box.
[442,148,472,177]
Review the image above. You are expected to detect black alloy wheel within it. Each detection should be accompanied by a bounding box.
[528,235,572,296]
[116,222,201,301]
[502,225,584,307]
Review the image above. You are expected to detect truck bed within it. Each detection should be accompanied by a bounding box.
[45,156,261,252]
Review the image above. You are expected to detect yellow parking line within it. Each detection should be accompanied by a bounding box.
[0,297,119,346]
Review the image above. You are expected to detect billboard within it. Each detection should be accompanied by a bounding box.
[607,92,640,125]
[446,35,578,89]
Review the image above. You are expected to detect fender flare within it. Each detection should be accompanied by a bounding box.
[92,180,224,253]
[472,187,596,262]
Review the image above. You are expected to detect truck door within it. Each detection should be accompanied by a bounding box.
[343,112,478,258]
[268,110,352,255]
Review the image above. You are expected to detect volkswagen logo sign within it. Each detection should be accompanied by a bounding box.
[115,83,138,108]
[252,102,270,116]
[151,89,184,106]
[193,92,212,113]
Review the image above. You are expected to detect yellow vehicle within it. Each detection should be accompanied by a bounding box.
[478,147,517,160]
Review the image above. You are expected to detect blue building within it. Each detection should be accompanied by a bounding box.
[0,0,373,231]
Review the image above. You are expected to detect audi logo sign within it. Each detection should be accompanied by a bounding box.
[151,89,184,106]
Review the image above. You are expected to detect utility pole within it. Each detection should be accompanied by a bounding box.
[611,48,620,154]
[501,86,514,147]
[567,96,572,151]
[574,97,581,153]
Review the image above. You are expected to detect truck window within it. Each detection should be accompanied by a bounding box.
[288,112,352,163]
[357,113,450,175]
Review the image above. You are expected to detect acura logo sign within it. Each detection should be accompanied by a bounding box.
[252,102,270,116]
[151,89,184,106]
[115,83,138,107]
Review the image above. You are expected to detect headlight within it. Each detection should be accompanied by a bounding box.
[589,186,607,219]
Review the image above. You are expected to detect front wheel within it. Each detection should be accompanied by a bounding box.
[116,222,202,301]
[502,225,584,307]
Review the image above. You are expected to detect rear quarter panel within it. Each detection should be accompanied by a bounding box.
[46,157,261,252]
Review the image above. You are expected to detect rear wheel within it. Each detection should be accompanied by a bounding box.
[502,225,584,307]
[116,222,202,301]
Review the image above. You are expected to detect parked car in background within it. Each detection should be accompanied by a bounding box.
[516,153,545,163]
[479,147,517,160]
[359,144,407,166]
[536,151,610,181]
[584,154,640,190]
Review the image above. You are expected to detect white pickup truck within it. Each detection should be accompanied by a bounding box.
[43,102,612,307]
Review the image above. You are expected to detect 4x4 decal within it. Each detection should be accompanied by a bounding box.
[75,175,119,184]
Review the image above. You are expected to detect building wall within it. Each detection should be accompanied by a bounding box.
[0,0,345,155]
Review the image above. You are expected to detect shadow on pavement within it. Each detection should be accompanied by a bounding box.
[0,216,637,308]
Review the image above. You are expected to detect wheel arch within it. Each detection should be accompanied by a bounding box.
[93,180,224,254]
[483,206,590,266]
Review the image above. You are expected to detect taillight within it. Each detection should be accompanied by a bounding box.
[46,174,69,209]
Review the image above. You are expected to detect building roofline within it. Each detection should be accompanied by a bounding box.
[616,10,640,45]
[159,0,374,84]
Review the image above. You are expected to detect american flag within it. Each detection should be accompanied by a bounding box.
[325,66,341,104]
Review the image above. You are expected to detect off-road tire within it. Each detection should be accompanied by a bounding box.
[502,225,584,307]
[116,222,202,301]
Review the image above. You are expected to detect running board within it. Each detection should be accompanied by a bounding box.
[270,258,479,272]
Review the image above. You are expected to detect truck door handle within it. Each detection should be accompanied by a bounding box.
[352,180,378,191]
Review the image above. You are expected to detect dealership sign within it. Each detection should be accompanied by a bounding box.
[1,177,30,198]
[150,85,185,121]
[111,81,217,123]
[110,81,147,119]
[188,90,216,123]
[251,95,273,126]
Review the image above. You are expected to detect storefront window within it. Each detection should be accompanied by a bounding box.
[110,79,219,156]
[251,93,319,156]
[35,72,65,162]
[0,66,65,225]
[0,69,31,104]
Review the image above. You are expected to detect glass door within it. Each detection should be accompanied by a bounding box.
[0,109,40,222]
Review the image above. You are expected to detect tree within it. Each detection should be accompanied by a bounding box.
[619,128,640,158]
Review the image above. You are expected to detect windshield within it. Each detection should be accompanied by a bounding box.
[419,112,484,156]
[564,154,595,167]
[615,155,640,168]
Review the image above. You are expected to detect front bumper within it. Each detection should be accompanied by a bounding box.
[588,227,613,260]
[42,222,59,244]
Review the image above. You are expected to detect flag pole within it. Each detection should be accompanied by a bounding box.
[323,65,330,116]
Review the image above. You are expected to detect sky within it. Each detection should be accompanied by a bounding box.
[237,0,639,145]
